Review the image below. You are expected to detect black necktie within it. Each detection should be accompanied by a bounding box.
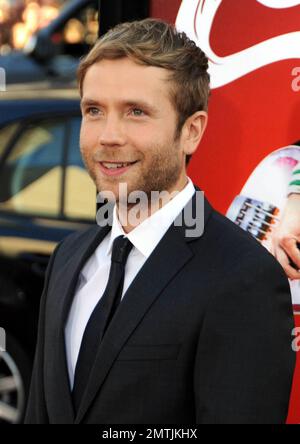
[72,235,133,412]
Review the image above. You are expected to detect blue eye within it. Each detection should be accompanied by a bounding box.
[87,107,100,115]
[131,108,144,116]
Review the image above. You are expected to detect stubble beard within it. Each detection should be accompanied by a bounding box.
[81,138,183,205]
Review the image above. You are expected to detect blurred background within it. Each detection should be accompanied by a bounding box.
[0,0,99,84]
[0,0,66,52]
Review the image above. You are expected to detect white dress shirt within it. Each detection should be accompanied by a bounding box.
[65,176,196,388]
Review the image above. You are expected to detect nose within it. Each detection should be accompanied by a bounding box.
[98,114,126,147]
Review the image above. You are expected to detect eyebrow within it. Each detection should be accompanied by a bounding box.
[80,98,100,108]
[80,98,158,113]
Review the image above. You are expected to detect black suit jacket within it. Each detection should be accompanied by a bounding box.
[25,186,295,424]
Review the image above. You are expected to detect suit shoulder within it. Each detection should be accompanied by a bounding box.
[202,208,286,277]
[203,210,292,314]
[54,224,101,259]
[210,209,261,246]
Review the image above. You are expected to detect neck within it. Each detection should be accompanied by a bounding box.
[117,175,189,234]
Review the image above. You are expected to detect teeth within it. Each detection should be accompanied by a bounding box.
[102,162,132,169]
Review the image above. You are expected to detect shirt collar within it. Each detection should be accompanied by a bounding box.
[104,176,195,259]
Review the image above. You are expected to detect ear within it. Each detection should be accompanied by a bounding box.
[181,111,208,157]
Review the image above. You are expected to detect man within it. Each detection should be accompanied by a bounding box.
[25,19,295,424]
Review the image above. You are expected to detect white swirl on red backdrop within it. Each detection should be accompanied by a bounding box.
[176,0,300,88]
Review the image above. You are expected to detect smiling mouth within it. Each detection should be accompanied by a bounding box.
[100,161,138,170]
[98,160,139,176]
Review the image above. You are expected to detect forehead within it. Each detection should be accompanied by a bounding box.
[82,58,173,104]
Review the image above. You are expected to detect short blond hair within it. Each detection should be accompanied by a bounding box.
[78,19,210,166]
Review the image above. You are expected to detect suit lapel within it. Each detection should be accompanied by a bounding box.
[45,222,112,424]
[75,188,212,423]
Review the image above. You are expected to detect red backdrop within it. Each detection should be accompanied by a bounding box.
[150,0,300,424]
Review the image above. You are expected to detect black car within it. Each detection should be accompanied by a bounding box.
[0,0,149,85]
[0,86,96,423]
[0,0,99,85]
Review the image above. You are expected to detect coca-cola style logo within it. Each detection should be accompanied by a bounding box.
[176,0,300,88]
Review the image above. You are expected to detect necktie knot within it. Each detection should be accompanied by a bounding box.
[111,235,133,265]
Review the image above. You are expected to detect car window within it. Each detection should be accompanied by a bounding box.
[0,119,64,217]
[53,1,98,58]
[0,123,20,160]
[64,116,96,220]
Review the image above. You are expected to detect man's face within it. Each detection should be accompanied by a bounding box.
[80,57,187,202]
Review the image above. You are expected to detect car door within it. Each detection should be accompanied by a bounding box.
[0,111,96,423]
